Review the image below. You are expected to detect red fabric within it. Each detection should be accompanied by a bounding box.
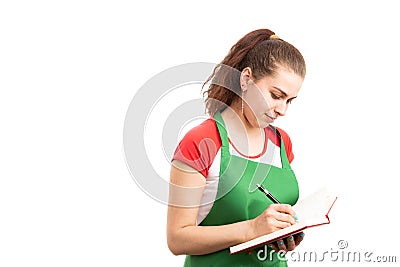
[172,118,294,178]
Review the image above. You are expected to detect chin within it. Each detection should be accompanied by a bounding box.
[253,118,270,129]
[245,113,270,128]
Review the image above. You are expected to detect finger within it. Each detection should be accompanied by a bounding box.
[268,243,279,253]
[294,232,305,246]
[272,204,296,217]
[285,235,296,251]
[270,204,297,224]
[276,239,287,252]
[271,218,292,230]
[273,212,296,225]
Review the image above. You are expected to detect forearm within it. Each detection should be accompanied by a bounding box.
[167,219,255,255]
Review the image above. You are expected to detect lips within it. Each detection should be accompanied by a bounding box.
[265,114,276,122]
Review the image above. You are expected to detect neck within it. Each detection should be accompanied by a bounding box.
[220,104,263,137]
[220,104,266,157]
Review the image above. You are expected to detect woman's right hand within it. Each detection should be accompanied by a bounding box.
[250,204,297,237]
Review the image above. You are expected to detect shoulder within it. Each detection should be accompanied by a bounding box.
[172,118,222,177]
[180,118,220,144]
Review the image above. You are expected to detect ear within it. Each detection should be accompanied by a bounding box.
[240,67,253,92]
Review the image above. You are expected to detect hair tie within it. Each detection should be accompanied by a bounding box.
[269,34,280,40]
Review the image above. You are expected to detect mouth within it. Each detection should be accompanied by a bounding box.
[265,114,276,122]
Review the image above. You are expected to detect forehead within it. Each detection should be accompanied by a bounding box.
[256,67,303,96]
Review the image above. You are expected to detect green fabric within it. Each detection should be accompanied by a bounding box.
[184,112,299,267]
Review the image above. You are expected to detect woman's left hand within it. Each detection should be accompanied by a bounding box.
[269,232,304,253]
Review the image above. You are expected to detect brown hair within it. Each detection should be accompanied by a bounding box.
[203,29,306,116]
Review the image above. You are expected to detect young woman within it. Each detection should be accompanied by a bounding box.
[167,29,307,266]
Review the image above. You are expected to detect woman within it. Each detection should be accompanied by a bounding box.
[167,29,307,266]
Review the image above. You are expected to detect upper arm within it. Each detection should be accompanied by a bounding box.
[167,119,219,246]
[167,160,206,236]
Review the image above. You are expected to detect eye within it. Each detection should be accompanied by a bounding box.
[271,92,281,100]
[287,98,295,104]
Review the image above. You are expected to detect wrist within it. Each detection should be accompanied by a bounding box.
[243,219,257,242]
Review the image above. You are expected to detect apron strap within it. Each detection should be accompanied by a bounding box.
[269,125,292,170]
[213,111,229,148]
[213,112,230,169]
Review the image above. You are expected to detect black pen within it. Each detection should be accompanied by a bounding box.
[256,183,299,221]
[256,183,280,203]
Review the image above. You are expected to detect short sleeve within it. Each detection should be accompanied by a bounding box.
[172,119,222,178]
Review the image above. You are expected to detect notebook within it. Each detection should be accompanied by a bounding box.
[230,187,337,254]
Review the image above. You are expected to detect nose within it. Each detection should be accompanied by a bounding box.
[274,101,288,117]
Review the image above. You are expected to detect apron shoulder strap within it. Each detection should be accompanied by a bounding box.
[268,125,292,169]
[268,124,281,138]
[213,111,229,148]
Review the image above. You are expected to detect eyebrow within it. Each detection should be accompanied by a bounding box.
[272,86,288,97]
[272,86,297,100]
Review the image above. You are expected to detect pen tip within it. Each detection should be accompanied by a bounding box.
[256,184,261,187]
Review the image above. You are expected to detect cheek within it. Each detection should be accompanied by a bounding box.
[245,88,270,113]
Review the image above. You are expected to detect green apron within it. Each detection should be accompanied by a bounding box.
[184,112,299,267]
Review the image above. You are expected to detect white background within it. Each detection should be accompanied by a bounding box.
[1,0,399,266]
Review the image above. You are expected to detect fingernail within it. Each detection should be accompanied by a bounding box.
[294,215,299,221]
[300,233,305,237]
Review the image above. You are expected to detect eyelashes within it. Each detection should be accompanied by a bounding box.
[270,92,295,104]
[270,92,281,100]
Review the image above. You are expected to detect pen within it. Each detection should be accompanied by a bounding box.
[256,183,280,203]
[256,183,299,221]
